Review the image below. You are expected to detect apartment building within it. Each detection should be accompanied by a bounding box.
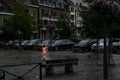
[0,0,16,40]
[27,0,69,39]
[0,0,83,40]
[0,0,14,25]
[69,0,83,37]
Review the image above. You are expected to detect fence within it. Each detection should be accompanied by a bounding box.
[0,63,43,80]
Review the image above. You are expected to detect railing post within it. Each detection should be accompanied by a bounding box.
[39,63,42,80]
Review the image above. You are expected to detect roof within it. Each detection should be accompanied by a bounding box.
[63,0,75,6]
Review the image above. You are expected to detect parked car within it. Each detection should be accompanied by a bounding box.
[0,41,5,48]
[91,38,120,53]
[13,40,30,49]
[72,39,96,52]
[70,36,83,43]
[23,39,42,50]
[21,40,30,48]
[33,40,55,51]
[6,40,19,49]
[50,39,75,51]
[112,41,120,54]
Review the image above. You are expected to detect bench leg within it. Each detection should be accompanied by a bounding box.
[45,65,54,75]
[65,64,73,74]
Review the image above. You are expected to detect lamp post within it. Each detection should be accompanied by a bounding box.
[17,31,22,50]
[37,6,40,39]
[47,15,55,47]
[48,24,55,47]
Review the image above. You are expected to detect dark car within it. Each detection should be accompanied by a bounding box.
[13,40,30,49]
[91,38,120,53]
[6,40,19,49]
[23,39,42,50]
[72,39,96,52]
[112,41,120,54]
[50,39,75,51]
[70,36,83,43]
[33,40,55,51]
[0,41,6,49]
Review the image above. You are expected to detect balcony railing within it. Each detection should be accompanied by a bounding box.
[0,6,10,12]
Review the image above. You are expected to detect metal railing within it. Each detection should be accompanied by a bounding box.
[0,63,43,80]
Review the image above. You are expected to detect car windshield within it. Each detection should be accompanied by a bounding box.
[27,39,38,45]
[22,40,29,45]
[99,39,109,43]
[53,40,62,44]
[79,39,90,44]
[42,40,49,44]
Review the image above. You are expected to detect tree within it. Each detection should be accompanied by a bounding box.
[2,0,35,50]
[80,11,104,38]
[3,1,35,40]
[81,0,120,79]
[56,12,71,38]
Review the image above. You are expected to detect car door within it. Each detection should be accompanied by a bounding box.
[63,40,73,49]
[62,40,68,49]
[67,40,75,49]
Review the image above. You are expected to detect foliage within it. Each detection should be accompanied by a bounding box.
[80,11,104,38]
[81,0,120,38]
[56,12,71,38]
[2,1,35,40]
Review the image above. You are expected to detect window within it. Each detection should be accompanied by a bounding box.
[51,10,57,18]
[58,3,61,8]
[76,3,78,6]
[44,10,49,17]
[44,20,48,25]
[30,0,38,5]
[71,7,74,12]
[71,22,74,26]
[41,9,44,16]
[71,15,74,20]
[41,9,49,17]
[53,2,56,7]
[39,0,44,4]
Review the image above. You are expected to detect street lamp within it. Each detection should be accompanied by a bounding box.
[17,31,22,50]
[46,15,55,47]
[47,24,55,47]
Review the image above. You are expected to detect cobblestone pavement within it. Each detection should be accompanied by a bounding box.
[0,49,120,80]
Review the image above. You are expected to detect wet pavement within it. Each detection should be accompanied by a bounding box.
[0,49,120,80]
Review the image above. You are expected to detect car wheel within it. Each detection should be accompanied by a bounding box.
[55,47,59,51]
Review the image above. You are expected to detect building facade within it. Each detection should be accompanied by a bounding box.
[69,0,83,37]
[27,0,69,40]
[0,0,83,40]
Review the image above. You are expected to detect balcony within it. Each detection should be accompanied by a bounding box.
[0,6,10,13]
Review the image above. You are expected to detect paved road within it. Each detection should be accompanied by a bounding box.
[0,49,120,80]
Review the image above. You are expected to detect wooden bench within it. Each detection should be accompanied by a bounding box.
[43,56,79,75]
